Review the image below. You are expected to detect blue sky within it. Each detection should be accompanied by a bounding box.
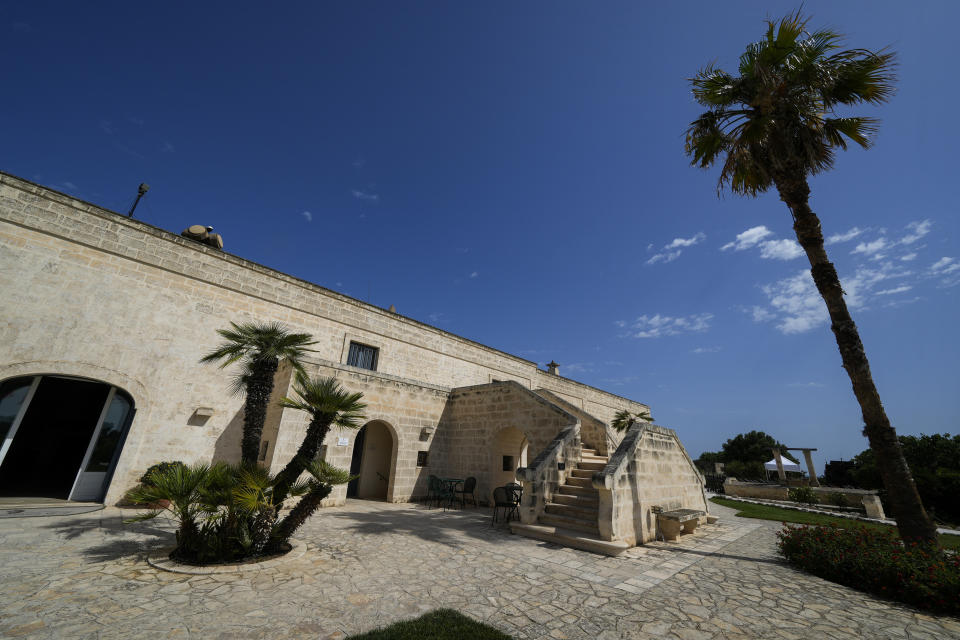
[3,1,957,470]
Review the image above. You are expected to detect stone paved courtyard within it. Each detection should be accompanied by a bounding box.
[1,499,958,639]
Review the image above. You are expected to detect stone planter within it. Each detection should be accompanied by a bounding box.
[147,538,306,574]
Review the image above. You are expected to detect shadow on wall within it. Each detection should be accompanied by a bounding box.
[212,408,244,465]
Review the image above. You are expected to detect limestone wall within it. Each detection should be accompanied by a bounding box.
[0,172,652,504]
[594,423,706,545]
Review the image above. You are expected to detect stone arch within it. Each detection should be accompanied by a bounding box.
[489,426,530,502]
[347,418,399,501]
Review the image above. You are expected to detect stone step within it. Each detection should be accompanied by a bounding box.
[581,448,598,456]
[538,512,600,536]
[577,460,607,472]
[510,522,629,557]
[581,454,608,463]
[569,468,595,479]
[545,501,598,520]
[552,493,598,508]
[557,484,598,497]
[565,476,593,488]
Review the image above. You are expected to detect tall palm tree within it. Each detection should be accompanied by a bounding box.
[201,321,316,464]
[270,373,366,508]
[611,408,653,433]
[685,12,938,543]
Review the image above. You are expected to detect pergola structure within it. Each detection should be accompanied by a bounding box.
[771,447,819,487]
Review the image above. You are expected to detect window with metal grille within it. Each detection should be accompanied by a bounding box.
[347,341,379,371]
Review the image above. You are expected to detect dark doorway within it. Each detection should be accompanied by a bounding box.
[0,377,110,498]
[346,426,367,498]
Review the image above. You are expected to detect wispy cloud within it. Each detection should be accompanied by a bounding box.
[351,189,379,202]
[563,362,594,374]
[875,285,911,296]
[161,141,175,153]
[826,227,865,245]
[900,252,918,262]
[721,225,804,261]
[691,346,721,354]
[646,231,706,265]
[721,225,773,251]
[99,119,115,135]
[930,257,960,275]
[787,382,825,388]
[469,271,479,279]
[901,220,932,245]
[127,116,144,127]
[617,313,713,338]
[301,210,313,222]
[851,238,891,259]
[850,220,932,261]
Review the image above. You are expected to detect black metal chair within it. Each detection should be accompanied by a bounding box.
[505,482,522,510]
[455,476,478,508]
[492,486,514,524]
[426,475,442,508]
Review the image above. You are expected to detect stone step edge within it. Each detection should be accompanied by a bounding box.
[538,513,600,535]
[509,523,629,557]
[545,502,599,518]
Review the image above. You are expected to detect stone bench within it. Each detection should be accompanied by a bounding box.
[654,507,706,541]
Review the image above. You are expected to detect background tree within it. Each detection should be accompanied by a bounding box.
[201,321,316,464]
[685,12,938,543]
[719,430,794,480]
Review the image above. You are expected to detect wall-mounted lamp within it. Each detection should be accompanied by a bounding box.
[420,426,435,441]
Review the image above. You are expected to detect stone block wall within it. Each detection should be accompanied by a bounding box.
[595,423,706,545]
[0,172,654,505]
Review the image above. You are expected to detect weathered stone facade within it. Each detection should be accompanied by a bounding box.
[0,171,705,546]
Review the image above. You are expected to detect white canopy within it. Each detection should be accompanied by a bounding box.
[764,457,802,472]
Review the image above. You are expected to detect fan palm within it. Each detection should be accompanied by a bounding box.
[611,409,653,433]
[685,12,937,543]
[271,373,366,509]
[201,321,316,464]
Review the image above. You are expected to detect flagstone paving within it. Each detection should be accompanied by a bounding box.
[0,499,957,639]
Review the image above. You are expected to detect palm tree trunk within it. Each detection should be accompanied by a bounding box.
[241,357,279,464]
[775,175,939,544]
[271,483,332,547]
[271,414,333,508]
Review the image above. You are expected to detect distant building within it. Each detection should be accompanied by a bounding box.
[0,171,706,549]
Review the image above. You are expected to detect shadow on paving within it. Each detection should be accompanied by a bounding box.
[39,514,173,562]
[648,542,785,566]
[326,503,514,547]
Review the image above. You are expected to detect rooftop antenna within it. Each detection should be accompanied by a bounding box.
[127,183,150,218]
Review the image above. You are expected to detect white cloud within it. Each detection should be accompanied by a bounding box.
[826,227,865,245]
[563,362,594,374]
[721,225,773,251]
[787,382,825,388]
[351,189,379,202]
[301,210,312,222]
[759,239,804,260]
[851,238,890,259]
[901,220,932,245]
[900,253,918,262]
[619,313,713,339]
[691,346,721,354]
[665,232,706,250]
[875,285,911,296]
[99,119,114,135]
[469,271,479,278]
[646,243,654,252]
[930,257,960,275]
[646,250,682,265]
[162,141,175,153]
[750,306,775,323]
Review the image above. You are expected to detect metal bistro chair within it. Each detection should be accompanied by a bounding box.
[505,482,522,515]
[426,475,442,508]
[492,486,515,524]
[456,476,478,508]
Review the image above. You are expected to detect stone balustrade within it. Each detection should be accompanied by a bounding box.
[516,425,581,525]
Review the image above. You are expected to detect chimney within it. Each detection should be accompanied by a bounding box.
[181,225,224,250]
[546,360,560,376]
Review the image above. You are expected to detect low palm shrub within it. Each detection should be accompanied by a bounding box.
[777,523,959,614]
[139,461,186,485]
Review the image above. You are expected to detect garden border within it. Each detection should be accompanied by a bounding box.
[147,538,306,574]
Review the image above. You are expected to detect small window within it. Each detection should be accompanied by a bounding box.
[347,341,379,371]
[417,451,429,467]
[502,455,514,471]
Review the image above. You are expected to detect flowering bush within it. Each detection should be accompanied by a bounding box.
[787,486,818,505]
[777,523,959,614]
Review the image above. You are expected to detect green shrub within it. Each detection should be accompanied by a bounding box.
[777,524,960,614]
[827,491,849,508]
[788,486,818,505]
[139,461,186,486]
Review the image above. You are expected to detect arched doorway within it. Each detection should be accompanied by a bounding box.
[0,375,135,502]
[346,420,395,500]
[491,426,529,501]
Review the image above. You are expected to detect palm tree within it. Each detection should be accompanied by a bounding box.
[201,321,316,464]
[685,12,937,543]
[270,373,366,509]
[611,408,653,433]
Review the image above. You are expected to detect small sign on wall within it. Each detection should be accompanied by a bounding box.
[338,437,349,446]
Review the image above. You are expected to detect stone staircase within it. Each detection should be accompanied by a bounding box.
[511,447,629,556]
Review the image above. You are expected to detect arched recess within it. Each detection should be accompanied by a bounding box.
[346,419,398,501]
[490,426,529,501]
[0,371,138,502]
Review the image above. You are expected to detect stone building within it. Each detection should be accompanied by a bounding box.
[0,171,706,550]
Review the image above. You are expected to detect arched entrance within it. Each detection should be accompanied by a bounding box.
[0,375,135,502]
[491,426,529,501]
[346,420,395,500]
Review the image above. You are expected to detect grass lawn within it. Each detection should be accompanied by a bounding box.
[710,496,960,551]
[346,609,512,640]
